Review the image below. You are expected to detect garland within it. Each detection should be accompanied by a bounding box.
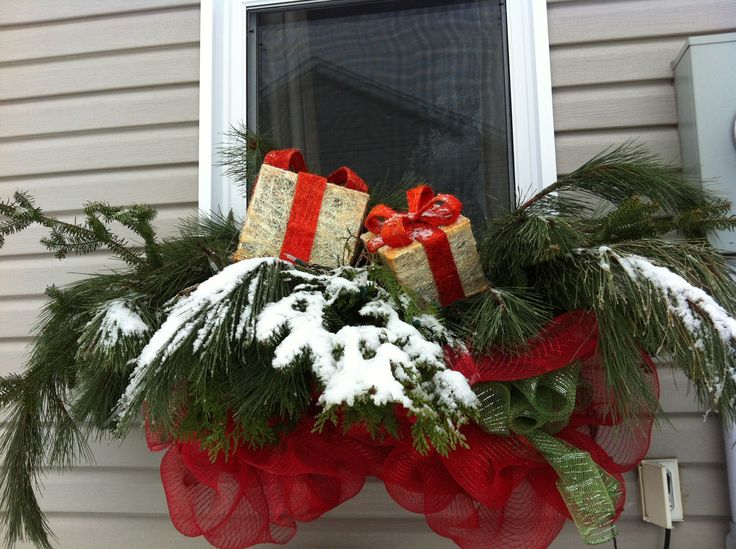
[0,134,735,549]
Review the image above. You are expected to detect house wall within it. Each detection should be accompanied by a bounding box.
[0,1,734,547]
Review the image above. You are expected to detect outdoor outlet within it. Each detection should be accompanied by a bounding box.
[638,458,684,528]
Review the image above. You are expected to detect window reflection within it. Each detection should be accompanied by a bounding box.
[256,0,512,229]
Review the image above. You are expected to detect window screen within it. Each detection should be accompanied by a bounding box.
[251,0,512,228]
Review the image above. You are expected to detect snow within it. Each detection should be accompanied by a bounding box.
[139,257,277,365]
[232,274,261,341]
[255,269,475,411]
[287,266,370,305]
[597,246,613,272]
[605,249,736,345]
[88,299,149,348]
[118,257,279,415]
[118,259,478,421]
[433,369,479,410]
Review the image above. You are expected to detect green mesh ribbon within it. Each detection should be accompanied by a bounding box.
[473,364,620,545]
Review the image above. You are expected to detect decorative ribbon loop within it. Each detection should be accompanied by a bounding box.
[326,166,369,193]
[473,362,621,544]
[526,431,622,545]
[258,149,367,263]
[263,148,307,174]
[263,148,368,194]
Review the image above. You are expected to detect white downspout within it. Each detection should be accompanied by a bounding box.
[728,260,736,549]
[725,423,736,549]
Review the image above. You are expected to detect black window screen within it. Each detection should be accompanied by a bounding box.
[251,0,512,228]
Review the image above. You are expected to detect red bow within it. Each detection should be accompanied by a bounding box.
[263,148,368,193]
[364,185,465,306]
[364,185,462,252]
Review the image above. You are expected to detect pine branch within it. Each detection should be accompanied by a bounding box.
[538,243,736,422]
[444,287,553,353]
[519,143,709,214]
[479,210,585,286]
[133,212,241,305]
[115,259,292,437]
[613,239,736,315]
[0,385,53,549]
[217,124,278,198]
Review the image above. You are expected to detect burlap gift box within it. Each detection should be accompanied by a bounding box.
[233,149,370,268]
[362,186,488,306]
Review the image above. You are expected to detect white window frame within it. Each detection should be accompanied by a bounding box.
[199,0,556,218]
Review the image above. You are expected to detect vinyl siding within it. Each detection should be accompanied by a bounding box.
[0,1,733,547]
[0,4,201,544]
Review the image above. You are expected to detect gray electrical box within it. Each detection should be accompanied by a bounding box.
[673,33,736,253]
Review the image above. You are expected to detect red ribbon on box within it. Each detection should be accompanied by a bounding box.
[261,148,368,264]
[364,185,466,306]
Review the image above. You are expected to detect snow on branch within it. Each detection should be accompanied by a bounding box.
[117,258,477,422]
[86,299,149,349]
[599,247,736,345]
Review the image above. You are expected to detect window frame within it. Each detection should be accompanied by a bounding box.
[199,0,556,218]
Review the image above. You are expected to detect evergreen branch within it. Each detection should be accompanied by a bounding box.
[519,143,708,214]
[1,191,163,268]
[133,211,240,305]
[217,124,278,198]
[479,210,585,286]
[444,287,552,353]
[539,244,736,421]
[115,259,291,437]
[83,202,162,267]
[613,239,736,315]
[588,196,736,244]
[535,250,660,422]
[0,385,53,549]
[0,191,42,248]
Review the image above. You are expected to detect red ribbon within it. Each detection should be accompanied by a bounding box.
[147,312,659,549]
[364,185,466,306]
[260,149,368,264]
[447,310,600,383]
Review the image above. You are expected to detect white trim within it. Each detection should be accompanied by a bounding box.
[199,0,249,217]
[199,0,557,216]
[506,0,557,201]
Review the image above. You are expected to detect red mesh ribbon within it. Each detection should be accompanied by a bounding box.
[446,310,600,383]
[365,185,465,306]
[148,311,658,549]
[260,148,368,263]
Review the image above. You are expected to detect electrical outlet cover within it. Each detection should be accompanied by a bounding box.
[638,458,684,528]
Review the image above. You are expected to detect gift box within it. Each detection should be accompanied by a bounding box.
[362,185,488,306]
[233,149,370,267]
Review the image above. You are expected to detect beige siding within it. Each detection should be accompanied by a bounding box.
[0,3,201,545]
[0,1,733,548]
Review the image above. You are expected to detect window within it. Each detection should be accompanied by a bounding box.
[200,0,556,225]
